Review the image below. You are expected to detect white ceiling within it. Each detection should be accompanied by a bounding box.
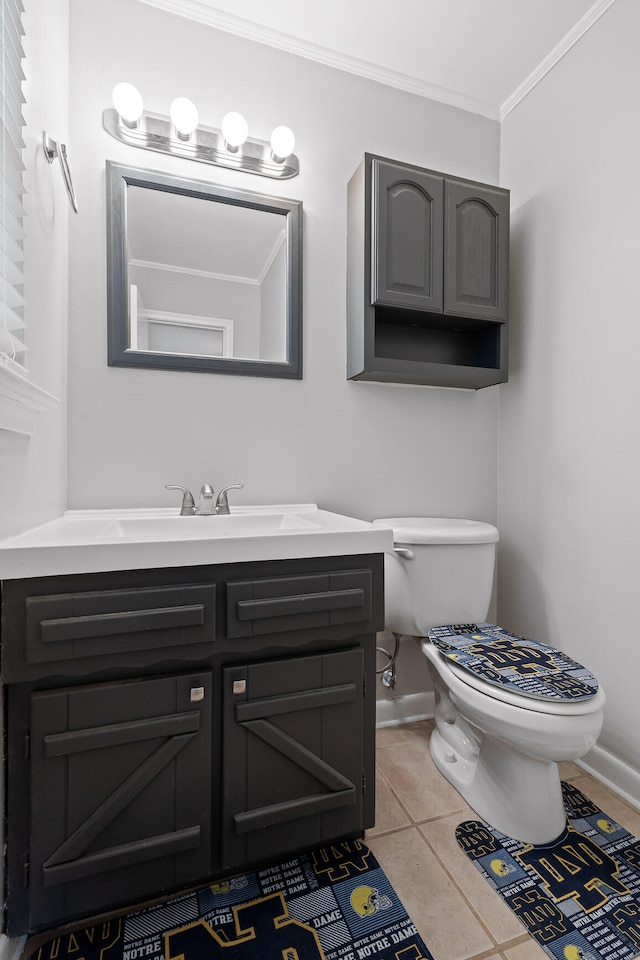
[138,0,616,119]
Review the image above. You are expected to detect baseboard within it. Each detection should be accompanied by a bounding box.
[577,743,640,812]
[376,691,434,727]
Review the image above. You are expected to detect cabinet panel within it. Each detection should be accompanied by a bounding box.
[24,583,215,668]
[444,178,509,321]
[27,671,212,931]
[221,648,364,870]
[372,159,444,312]
[227,569,372,639]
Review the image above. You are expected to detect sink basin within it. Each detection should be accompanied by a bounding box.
[98,511,321,541]
[0,504,394,579]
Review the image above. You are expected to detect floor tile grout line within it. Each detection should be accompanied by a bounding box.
[371,816,516,956]
[374,736,519,950]
[463,942,532,960]
[374,723,548,958]
[374,724,640,959]
[375,760,469,830]
[415,823,508,953]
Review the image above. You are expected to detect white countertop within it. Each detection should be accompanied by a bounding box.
[0,504,394,580]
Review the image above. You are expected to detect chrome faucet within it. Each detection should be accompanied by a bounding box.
[215,483,244,515]
[195,483,215,515]
[165,482,244,516]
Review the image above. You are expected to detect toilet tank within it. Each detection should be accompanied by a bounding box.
[372,518,499,637]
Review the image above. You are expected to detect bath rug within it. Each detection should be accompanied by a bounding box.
[428,622,599,701]
[23,839,433,960]
[457,782,640,960]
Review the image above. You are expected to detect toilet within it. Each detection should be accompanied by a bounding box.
[372,517,605,845]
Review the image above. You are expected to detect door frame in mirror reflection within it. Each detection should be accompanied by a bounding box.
[106,161,303,378]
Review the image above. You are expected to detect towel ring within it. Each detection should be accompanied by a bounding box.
[43,131,78,213]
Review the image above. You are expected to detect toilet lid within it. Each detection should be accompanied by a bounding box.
[428,622,599,702]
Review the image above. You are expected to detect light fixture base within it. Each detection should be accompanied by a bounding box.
[103,109,299,180]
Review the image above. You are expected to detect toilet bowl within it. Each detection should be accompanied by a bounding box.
[373,517,606,845]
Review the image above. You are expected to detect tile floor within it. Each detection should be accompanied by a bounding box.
[366,720,640,960]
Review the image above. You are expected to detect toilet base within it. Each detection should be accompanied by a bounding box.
[429,721,568,845]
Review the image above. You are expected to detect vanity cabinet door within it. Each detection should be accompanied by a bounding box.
[444,178,509,321]
[372,158,444,312]
[27,671,212,932]
[221,647,364,871]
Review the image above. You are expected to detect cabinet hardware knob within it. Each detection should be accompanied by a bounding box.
[233,679,247,695]
[190,686,205,702]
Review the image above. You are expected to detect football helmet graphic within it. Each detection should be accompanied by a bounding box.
[210,876,248,894]
[489,858,516,878]
[564,945,594,960]
[350,885,392,917]
[596,818,617,834]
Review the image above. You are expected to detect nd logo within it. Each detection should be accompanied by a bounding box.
[165,892,324,960]
[35,921,122,960]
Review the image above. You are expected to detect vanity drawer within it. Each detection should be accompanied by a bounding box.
[24,583,216,666]
[226,569,372,639]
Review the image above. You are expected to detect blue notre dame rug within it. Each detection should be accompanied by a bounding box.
[25,839,433,960]
[457,782,640,960]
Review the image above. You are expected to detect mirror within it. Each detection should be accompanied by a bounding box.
[106,162,302,378]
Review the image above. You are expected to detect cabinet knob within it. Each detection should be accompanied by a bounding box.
[233,679,247,695]
[190,686,205,702]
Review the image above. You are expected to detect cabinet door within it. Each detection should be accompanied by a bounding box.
[444,178,509,321]
[28,671,212,931]
[221,647,364,870]
[372,159,444,311]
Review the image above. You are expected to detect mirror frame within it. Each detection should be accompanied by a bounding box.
[106,161,303,378]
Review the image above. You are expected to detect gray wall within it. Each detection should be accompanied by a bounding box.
[499,0,640,796]
[65,0,500,528]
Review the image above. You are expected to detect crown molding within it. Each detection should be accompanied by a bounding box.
[134,0,500,120]
[130,258,259,285]
[500,0,618,120]
[135,0,617,125]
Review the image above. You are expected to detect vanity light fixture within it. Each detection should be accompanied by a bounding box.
[221,111,248,152]
[270,125,296,164]
[103,84,299,180]
[169,97,199,141]
[111,82,144,128]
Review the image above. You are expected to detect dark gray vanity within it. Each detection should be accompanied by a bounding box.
[347,154,510,389]
[0,510,388,937]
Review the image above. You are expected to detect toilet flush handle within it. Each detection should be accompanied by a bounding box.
[393,546,414,560]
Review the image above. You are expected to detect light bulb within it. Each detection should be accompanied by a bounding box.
[221,111,248,151]
[170,97,199,140]
[270,125,295,162]
[112,82,144,127]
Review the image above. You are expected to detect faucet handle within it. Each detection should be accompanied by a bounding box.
[215,483,244,515]
[165,484,196,516]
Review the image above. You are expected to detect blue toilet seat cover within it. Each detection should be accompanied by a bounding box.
[428,622,599,701]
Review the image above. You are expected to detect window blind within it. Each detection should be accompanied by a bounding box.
[0,0,27,373]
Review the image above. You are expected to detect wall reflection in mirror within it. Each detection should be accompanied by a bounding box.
[106,163,302,378]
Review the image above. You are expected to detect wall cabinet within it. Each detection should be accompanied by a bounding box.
[1,553,383,936]
[347,153,509,389]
